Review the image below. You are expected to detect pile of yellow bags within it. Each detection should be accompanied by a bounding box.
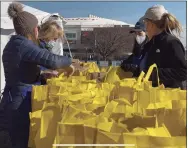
[29,63,186,148]
[104,66,133,83]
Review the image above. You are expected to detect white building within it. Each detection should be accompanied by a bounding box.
[0,2,134,89]
[63,14,134,55]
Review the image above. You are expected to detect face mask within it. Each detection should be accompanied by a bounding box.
[47,40,56,50]
[136,35,146,44]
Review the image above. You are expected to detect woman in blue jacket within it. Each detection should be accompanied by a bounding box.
[0,2,72,148]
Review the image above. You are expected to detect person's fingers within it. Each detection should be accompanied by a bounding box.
[72,59,80,63]
[43,71,59,79]
[52,70,59,75]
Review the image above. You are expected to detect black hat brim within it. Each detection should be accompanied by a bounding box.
[129,28,143,33]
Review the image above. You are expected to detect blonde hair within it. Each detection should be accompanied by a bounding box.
[153,13,183,37]
[38,20,63,41]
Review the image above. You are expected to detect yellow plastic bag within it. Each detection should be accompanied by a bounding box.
[83,125,173,146]
[55,115,107,145]
[55,122,127,145]
[137,86,186,110]
[100,66,110,73]
[30,110,42,131]
[86,72,107,81]
[83,62,100,73]
[28,110,42,148]
[30,63,186,148]
[95,130,123,145]
[55,123,85,145]
[33,102,61,148]
[104,66,133,83]
[107,69,145,105]
[121,114,157,132]
[135,64,186,112]
[55,123,122,146]
[126,124,171,137]
[164,108,186,136]
[113,83,137,104]
[32,85,48,111]
[78,82,97,90]
[123,134,186,148]
[61,104,96,124]
[40,103,61,138]
[135,64,187,136]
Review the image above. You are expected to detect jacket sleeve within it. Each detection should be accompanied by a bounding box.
[132,40,141,56]
[120,54,139,75]
[120,54,134,70]
[158,39,187,82]
[121,54,134,64]
[39,65,48,71]
[19,40,72,70]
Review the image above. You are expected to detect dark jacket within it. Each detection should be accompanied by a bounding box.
[38,39,50,71]
[39,39,49,51]
[132,36,148,57]
[38,40,53,84]
[1,35,72,110]
[121,36,148,76]
[137,31,187,88]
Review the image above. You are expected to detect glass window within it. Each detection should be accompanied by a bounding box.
[65,33,76,39]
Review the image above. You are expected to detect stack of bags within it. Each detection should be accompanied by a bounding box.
[28,63,186,148]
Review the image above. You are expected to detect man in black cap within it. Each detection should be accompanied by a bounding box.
[120,18,148,76]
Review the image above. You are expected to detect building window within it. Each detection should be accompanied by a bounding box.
[65,33,76,40]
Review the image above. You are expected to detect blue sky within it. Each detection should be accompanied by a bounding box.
[22,1,186,26]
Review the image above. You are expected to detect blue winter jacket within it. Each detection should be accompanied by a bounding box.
[38,39,50,71]
[1,35,71,110]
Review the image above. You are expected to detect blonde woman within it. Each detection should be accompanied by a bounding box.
[38,20,64,54]
[130,5,186,88]
[38,20,84,81]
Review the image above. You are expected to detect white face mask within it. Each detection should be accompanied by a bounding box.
[136,35,146,44]
[47,40,56,50]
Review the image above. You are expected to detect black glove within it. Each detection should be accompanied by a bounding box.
[120,63,138,73]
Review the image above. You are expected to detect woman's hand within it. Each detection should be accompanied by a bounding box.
[72,63,89,72]
[41,70,59,79]
[57,65,75,77]
[72,59,80,64]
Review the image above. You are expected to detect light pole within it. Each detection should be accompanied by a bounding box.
[94,33,99,61]
[85,47,88,62]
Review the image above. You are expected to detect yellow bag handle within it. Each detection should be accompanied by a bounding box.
[143,64,160,86]
[104,66,113,82]
[59,73,65,78]
[136,64,160,113]
[57,65,75,78]
[136,64,160,86]
[137,71,145,85]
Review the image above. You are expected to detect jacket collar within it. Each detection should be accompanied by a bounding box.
[150,31,168,44]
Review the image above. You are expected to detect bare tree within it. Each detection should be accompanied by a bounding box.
[81,27,134,61]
